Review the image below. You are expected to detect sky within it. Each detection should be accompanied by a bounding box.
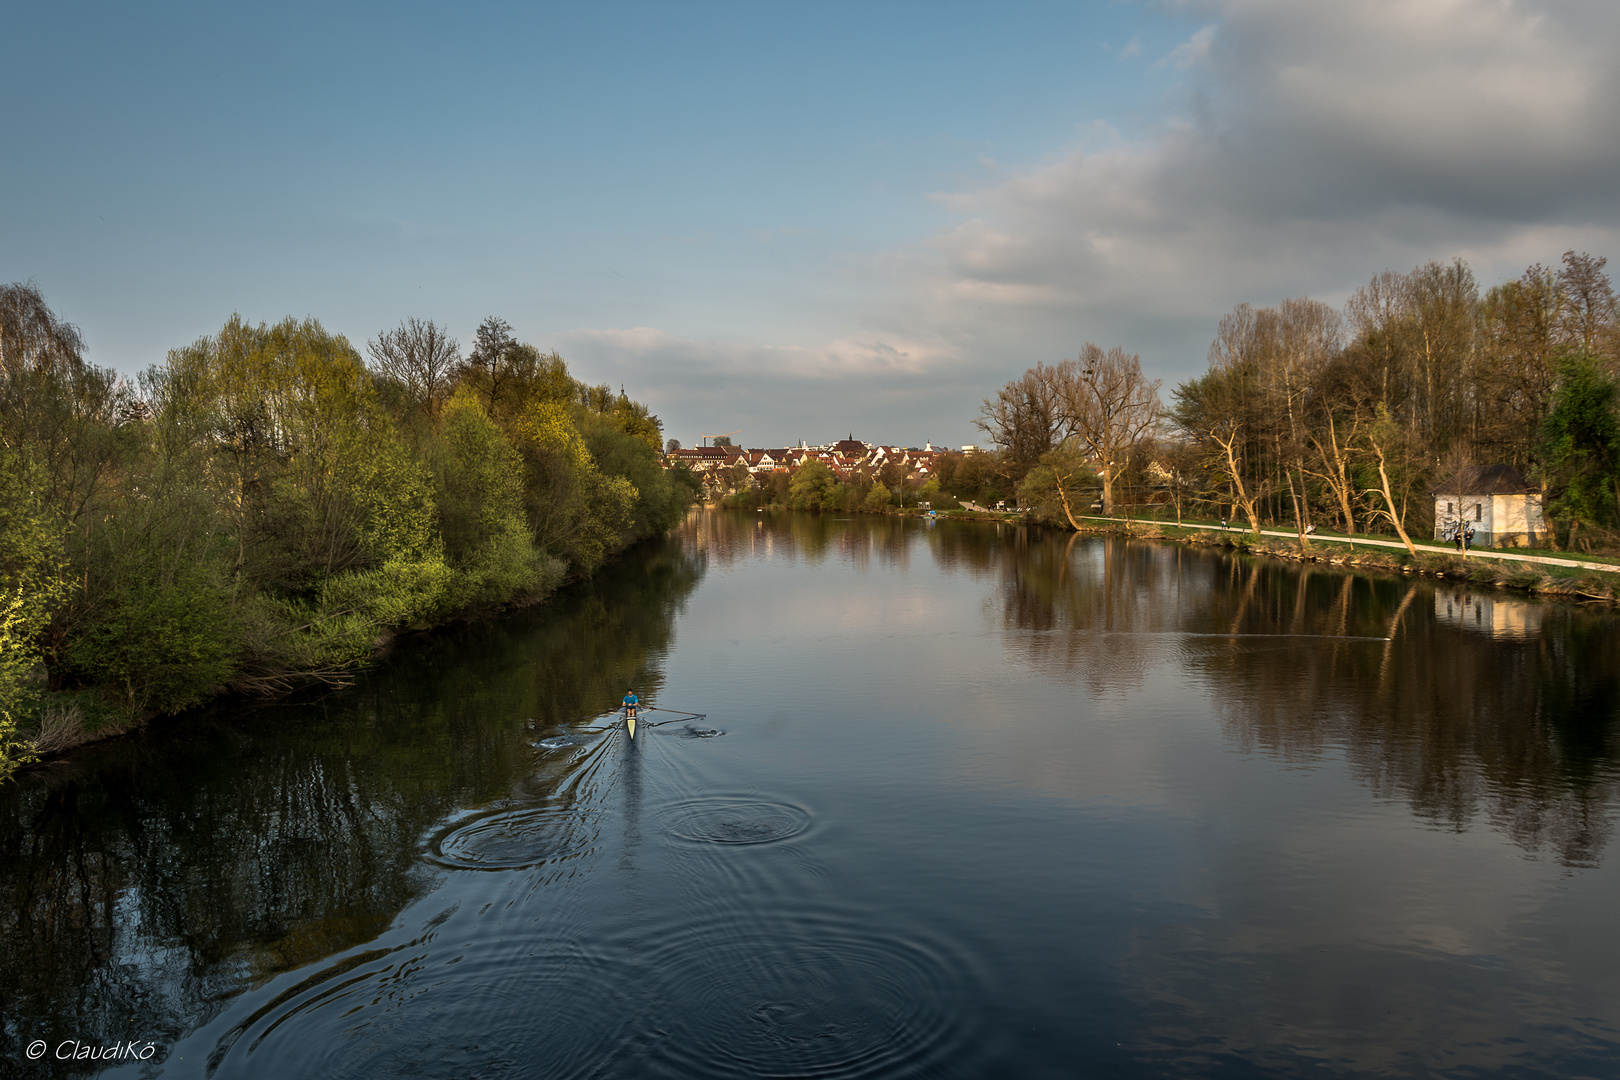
[4,0,1619,449]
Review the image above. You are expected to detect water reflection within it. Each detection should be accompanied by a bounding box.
[678,513,1620,866]
[976,526,1620,866]
[0,540,702,1073]
[3,512,1618,1078]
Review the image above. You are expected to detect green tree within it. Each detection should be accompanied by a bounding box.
[788,460,837,510]
[0,444,65,777]
[1541,352,1620,547]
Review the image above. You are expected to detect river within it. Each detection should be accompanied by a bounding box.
[3,510,1619,1078]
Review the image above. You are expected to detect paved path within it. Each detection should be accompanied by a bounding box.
[1079,517,1619,574]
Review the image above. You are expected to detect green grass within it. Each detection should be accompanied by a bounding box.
[1103,510,1620,563]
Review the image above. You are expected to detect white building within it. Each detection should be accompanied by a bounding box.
[1432,465,1549,548]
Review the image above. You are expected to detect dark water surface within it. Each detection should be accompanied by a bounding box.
[4,511,1620,1078]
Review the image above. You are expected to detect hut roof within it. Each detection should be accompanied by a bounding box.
[1437,465,1539,495]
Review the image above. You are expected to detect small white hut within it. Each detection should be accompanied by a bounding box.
[1432,465,1549,548]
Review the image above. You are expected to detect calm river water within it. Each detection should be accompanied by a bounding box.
[4,510,1620,1078]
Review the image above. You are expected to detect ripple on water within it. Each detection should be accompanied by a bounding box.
[422,804,593,871]
[638,909,983,1079]
[207,939,653,1080]
[660,795,812,846]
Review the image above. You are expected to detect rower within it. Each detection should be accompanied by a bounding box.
[622,689,640,739]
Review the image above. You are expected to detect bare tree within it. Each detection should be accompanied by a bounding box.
[1271,297,1342,545]
[1052,344,1161,516]
[366,318,459,420]
[1363,406,1419,555]
[975,362,1064,483]
[1434,442,1481,558]
[1557,250,1618,363]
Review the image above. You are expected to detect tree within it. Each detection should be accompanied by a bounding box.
[666,438,682,453]
[1362,406,1420,555]
[788,460,837,510]
[1170,364,1266,535]
[462,316,521,413]
[1017,445,1096,529]
[713,434,734,447]
[1556,251,1618,362]
[367,318,459,421]
[976,363,1064,484]
[1151,438,1206,527]
[1540,352,1620,549]
[1433,442,1481,557]
[1052,344,1161,516]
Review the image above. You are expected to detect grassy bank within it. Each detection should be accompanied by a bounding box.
[1052,517,1620,602]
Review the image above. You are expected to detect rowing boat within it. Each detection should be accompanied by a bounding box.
[625,706,637,740]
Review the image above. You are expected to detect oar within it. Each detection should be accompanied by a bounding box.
[643,706,709,728]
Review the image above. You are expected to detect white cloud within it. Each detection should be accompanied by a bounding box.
[558,326,953,381]
[888,0,1620,383]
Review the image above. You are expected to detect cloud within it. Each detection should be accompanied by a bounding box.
[558,326,953,381]
[899,0,1620,379]
[554,326,982,447]
[557,0,1620,442]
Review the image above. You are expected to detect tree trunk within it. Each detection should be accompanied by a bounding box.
[1053,473,1085,531]
[1369,439,1417,555]
[1216,432,1262,536]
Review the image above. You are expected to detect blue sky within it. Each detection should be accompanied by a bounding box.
[5,1,1619,448]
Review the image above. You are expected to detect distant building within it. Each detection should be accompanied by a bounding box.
[1432,465,1549,548]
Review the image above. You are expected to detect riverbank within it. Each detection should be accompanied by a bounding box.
[14,527,692,771]
[1045,515,1620,602]
[721,502,1620,602]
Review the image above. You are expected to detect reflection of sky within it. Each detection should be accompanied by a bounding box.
[665,514,1620,1074]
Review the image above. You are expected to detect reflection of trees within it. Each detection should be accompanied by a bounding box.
[987,530,1620,866]
[0,537,703,1067]
[993,532,1195,694]
[678,509,926,574]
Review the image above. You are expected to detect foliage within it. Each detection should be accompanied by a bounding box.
[788,460,838,510]
[0,589,41,781]
[1017,447,1097,528]
[1540,352,1620,542]
[0,289,694,754]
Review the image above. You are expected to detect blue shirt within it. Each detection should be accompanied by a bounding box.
[623,694,638,708]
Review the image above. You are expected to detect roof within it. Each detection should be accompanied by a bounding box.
[1436,465,1539,495]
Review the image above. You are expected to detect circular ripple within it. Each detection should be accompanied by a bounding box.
[639,910,981,1079]
[422,805,592,871]
[661,796,812,846]
[210,937,654,1080]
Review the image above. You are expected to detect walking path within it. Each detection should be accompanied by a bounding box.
[1077,517,1619,575]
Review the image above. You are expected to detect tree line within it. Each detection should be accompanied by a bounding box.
[976,251,1620,551]
[0,286,698,778]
